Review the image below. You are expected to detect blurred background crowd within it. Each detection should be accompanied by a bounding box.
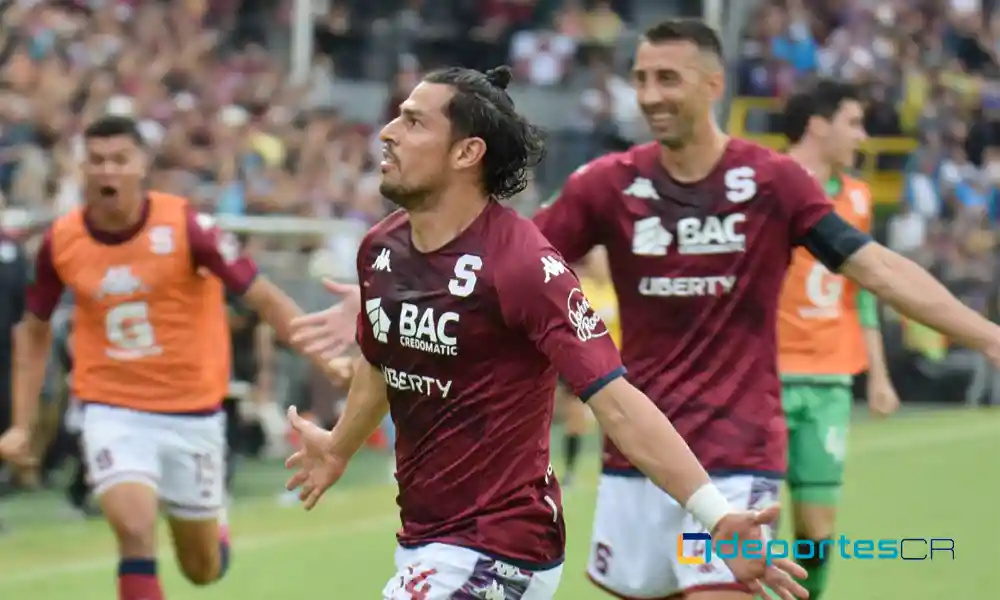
[1,0,998,516]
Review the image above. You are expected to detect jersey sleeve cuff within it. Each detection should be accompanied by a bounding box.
[229,266,259,296]
[578,366,627,402]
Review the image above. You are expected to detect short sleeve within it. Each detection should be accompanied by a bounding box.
[497,240,625,400]
[354,234,382,367]
[769,155,836,244]
[26,231,65,322]
[185,208,259,294]
[532,162,605,264]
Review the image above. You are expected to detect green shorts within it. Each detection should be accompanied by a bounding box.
[782,381,853,506]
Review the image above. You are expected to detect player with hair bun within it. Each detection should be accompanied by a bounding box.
[286,65,808,599]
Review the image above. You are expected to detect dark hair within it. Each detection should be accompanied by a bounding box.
[643,19,724,61]
[421,65,545,200]
[782,79,862,143]
[83,115,144,145]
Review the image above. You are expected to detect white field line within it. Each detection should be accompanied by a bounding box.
[0,419,995,587]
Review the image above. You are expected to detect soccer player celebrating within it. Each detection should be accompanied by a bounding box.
[284,66,809,600]
[0,116,306,600]
[291,19,1000,600]
[776,80,900,599]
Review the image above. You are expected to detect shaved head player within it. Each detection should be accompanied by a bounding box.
[0,116,306,600]
[283,66,809,599]
[292,19,1000,600]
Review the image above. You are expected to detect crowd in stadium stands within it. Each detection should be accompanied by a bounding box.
[0,0,642,230]
[737,0,1000,405]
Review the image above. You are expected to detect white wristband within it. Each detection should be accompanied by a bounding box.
[684,483,733,532]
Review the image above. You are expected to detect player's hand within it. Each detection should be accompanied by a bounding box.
[867,374,900,417]
[284,406,347,510]
[0,426,35,467]
[325,356,355,387]
[712,505,809,600]
[290,279,362,365]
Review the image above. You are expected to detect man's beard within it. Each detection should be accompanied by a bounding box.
[379,181,429,210]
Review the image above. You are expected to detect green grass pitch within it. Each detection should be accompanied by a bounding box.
[0,407,996,599]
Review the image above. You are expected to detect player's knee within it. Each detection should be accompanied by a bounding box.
[177,552,222,586]
[795,538,832,569]
[793,502,837,541]
[107,511,157,556]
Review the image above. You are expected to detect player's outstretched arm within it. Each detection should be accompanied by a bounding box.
[589,378,715,508]
[284,356,388,509]
[10,314,52,431]
[777,156,1000,366]
[289,279,362,365]
[327,355,389,459]
[0,233,62,465]
[186,211,306,347]
[497,244,807,598]
[839,241,1000,362]
[588,378,808,599]
[241,277,306,347]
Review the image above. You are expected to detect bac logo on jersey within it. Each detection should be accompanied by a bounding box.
[624,177,660,201]
[724,167,756,203]
[678,214,746,255]
[632,216,672,256]
[97,266,144,299]
[399,303,460,356]
[366,297,391,343]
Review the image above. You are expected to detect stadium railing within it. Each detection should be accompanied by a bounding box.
[727,97,918,205]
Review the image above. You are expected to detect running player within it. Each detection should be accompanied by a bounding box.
[285,65,808,600]
[295,20,1000,600]
[0,116,305,600]
[777,80,900,599]
[559,247,618,486]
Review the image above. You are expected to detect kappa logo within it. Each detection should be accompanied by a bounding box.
[372,248,392,272]
[632,216,672,256]
[365,297,391,343]
[723,167,756,203]
[623,177,660,200]
[541,255,567,283]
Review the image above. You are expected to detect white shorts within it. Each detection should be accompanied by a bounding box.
[81,403,226,520]
[383,543,564,599]
[587,474,780,599]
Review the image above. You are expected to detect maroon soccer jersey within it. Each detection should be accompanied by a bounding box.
[355,201,624,567]
[534,139,833,476]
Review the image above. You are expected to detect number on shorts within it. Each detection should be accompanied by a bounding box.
[593,542,612,575]
[193,453,216,490]
[824,426,847,463]
[105,302,157,353]
[402,567,437,600]
[95,448,114,471]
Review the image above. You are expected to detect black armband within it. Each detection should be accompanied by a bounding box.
[798,212,872,272]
